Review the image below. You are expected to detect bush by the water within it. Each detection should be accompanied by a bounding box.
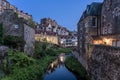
[65,56,90,80]
[8,50,35,71]
[1,55,55,80]
[1,41,71,80]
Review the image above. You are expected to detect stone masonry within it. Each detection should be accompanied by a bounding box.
[24,24,35,56]
[88,45,120,80]
[0,9,35,56]
[77,0,120,80]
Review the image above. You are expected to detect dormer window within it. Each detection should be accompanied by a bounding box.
[106,0,112,11]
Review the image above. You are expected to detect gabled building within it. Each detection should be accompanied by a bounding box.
[77,2,102,55]
[35,18,70,45]
[59,31,77,47]
[0,0,33,20]
[78,0,120,59]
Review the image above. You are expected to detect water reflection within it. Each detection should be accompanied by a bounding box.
[59,55,65,63]
[44,54,77,80]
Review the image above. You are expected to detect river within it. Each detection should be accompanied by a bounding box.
[44,54,77,80]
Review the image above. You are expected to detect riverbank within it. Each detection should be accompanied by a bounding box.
[1,42,72,80]
[1,56,55,80]
[65,56,90,80]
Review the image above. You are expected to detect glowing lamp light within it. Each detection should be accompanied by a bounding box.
[51,63,54,68]
[103,38,113,45]
[61,41,63,44]
[60,56,64,62]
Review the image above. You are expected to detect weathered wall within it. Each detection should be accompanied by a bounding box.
[88,45,120,80]
[24,24,35,56]
[0,9,24,37]
[101,0,120,34]
[0,9,35,56]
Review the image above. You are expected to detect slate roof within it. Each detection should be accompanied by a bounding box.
[80,2,102,21]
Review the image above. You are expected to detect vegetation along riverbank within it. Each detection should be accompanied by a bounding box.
[65,56,90,80]
[0,42,72,80]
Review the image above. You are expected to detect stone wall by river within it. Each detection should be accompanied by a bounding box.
[88,45,120,80]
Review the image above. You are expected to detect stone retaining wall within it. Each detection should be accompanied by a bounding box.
[88,45,120,80]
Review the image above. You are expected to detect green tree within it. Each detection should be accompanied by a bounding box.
[3,36,25,50]
[34,42,48,58]
[0,23,3,45]
[27,18,36,28]
[14,12,18,18]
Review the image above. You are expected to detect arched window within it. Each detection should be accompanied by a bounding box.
[107,23,112,34]
[103,23,112,34]
[113,7,120,17]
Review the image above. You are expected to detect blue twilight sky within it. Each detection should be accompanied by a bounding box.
[7,0,103,31]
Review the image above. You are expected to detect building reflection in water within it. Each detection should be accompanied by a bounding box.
[47,54,66,74]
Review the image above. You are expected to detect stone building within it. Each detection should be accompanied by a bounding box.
[77,2,102,55]
[35,28,58,45]
[59,31,77,47]
[40,18,69,36]
[91,0,120,47]
[35,18,70,45]
[0,9,35,56]
[0,0,32,20]
[77,1,120,80]
[99,0,120,47]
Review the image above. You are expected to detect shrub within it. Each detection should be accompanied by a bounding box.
[34,42,47,58]
[1,56,55,80]
[14,12,18,18]
[45,48,57,56]
[8,50,35,71]
[3,36,25,50]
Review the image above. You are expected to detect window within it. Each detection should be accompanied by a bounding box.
[107,24,112,34]
[113,7,120,18]
[92,17,96,26]
[103,26,107,34]
[103,23,112,34]
[102,15,106,22]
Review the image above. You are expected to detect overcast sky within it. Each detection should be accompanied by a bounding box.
[7,0,103,31]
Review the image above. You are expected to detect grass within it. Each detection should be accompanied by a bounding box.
[65,56,90,80]
[55,48,72,54]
